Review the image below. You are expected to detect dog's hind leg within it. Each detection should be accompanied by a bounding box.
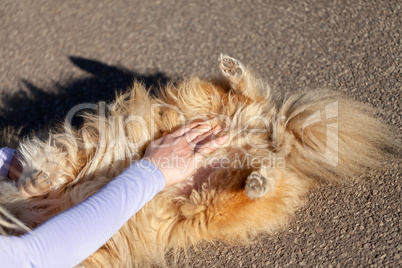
[218,54,270,100]
[172,168,310,246]
[245,168,277,199]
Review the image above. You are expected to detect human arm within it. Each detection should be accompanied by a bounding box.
[0,159,165,268]
[0,123,227,268]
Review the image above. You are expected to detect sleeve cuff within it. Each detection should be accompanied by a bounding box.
[130,159,166,191]
[0,147,16,178]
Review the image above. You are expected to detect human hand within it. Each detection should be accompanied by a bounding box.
[143,123,228,188]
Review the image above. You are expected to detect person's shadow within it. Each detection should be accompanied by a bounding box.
[0,57,169,142]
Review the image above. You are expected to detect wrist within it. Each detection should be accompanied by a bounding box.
[142,157,175,188]
[133,159,166,190]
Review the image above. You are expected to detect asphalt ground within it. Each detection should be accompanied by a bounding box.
[0,0,401,267]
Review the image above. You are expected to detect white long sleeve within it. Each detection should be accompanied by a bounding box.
[0,159,165,268]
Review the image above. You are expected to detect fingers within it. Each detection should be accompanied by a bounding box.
[170,122,198,137]
[195,134,229,157]
[183,124,213,142]
[157,122,227,157]
[170,120,210,138]
[189,125,222,146]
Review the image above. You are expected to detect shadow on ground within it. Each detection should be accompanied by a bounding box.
[0,57,169,138]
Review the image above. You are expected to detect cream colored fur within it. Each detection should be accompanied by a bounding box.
[0,55,397,267]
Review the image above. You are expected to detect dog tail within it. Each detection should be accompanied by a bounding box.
[275,90,399,183]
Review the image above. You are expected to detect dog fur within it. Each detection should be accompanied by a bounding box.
[0,55,397,267]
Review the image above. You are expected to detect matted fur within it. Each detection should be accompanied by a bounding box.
[0,55,397,267]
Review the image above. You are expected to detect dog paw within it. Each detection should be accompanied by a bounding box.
[219,54,244,78]
[245,171,272,199]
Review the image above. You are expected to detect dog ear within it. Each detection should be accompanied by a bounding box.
[218,54,270,101]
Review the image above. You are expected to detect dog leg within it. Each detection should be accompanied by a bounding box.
[245,170,277,199]
[219,54,245,93]
[218,54,268,100]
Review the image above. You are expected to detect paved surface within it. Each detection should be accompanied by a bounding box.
[1,0,401,267]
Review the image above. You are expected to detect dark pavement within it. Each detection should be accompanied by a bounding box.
[0,1,401,267]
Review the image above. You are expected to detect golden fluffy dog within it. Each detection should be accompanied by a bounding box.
[0,55,396,267]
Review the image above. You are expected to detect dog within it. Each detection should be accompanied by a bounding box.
[0,55,396,267]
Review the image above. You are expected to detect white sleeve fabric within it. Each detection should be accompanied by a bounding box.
[0,147,15,178]
[0,159,166,268]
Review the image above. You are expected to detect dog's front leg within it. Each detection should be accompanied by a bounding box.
[218,54,269,100]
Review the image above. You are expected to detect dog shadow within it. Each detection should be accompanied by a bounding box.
[0,57,169,145]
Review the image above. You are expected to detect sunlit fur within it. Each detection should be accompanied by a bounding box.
[0,57,397,267]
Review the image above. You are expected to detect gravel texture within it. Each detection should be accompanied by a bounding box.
[0,0,401,267]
